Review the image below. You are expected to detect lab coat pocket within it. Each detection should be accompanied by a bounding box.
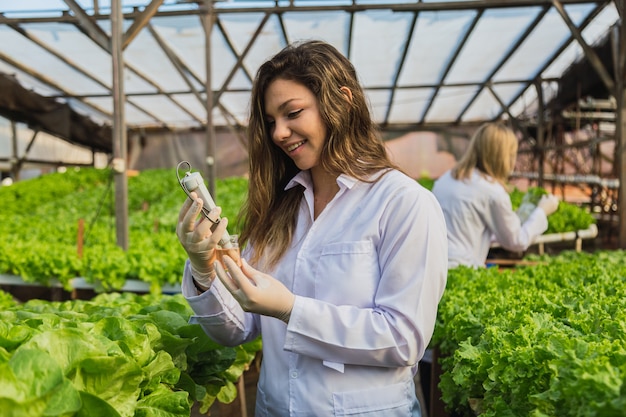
[316,240,377,307]
[254,383,269,417]
[332,381,411,416]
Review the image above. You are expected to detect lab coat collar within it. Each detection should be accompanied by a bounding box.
[285,170,358,192]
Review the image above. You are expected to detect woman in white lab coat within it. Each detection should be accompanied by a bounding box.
[432,122,559,268]
[176,40,448,416]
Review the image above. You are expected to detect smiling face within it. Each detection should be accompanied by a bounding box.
[264,78,328,171]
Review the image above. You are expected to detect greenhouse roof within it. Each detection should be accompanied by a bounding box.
[0,0,620,152]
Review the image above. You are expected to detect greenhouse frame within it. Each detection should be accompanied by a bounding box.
[0,0,625,245]
[1,2,626,417]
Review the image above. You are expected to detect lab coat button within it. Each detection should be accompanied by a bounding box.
[290,371,298,378]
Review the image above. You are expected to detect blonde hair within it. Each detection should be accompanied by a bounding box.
[453,122,518,184]
[238,40,397,269]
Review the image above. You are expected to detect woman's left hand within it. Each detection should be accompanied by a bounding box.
[215,257,295,323]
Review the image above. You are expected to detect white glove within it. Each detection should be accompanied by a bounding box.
[176,192,229,289]
[214,256,296,323]
[537,194,559,216]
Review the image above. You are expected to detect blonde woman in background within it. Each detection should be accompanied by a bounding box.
[432,122,559,268]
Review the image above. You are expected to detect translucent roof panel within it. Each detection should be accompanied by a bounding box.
[425,85,480,123]
[282,10,349,49]
[542,3,619,79]
[349,10,413,86]
[20,22,113,89]
[445,7,543,85]
[142,15,207,90]
[221,13,285,79]
[366,89,393,123]
[462,83,526,122]
[0,0,619,140]
[508,80,559,119]
[130,95,201,128]
[388,88,434,124]
[0,25,109,95]
[493,4,597,83]
[100,21,192,92]
[219,91,254,125]
[169,93,206,124]
[398,10,477,86]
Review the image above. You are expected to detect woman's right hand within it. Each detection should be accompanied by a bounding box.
[176,192,228,288]
[537,194,559,216]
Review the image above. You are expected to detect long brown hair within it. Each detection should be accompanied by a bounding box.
[238,40,397,268]
[453,122,518,185]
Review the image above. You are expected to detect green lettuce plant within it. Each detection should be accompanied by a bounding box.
[0,291,261,417]
[432,250,626,416]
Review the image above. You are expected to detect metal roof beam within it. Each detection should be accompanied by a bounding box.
[612,20,626,82]
[535,79,546,188]
[486,84,528,137]
[213,12,271,104]
[277,12,290,46]
[217,102,245,129]
[123,0,164,50]
[200,0,216,193]
[2,0,607,24]
[420,9,483,123]
[347,8,355,59]
[217,102,248,148]
[372,77,561,90]
[62,0,110,50]
[215,19,255,83]
[64,0,189,128]
[500,3,608,121]
[552,0,614,92]
[15,129,40,174]
[0,50,112,120]
[6,22,114,120]
[7,21,190,129]
[455,6,550,124]
[119,60,196,127]
[382,11,418,126]
[61,4,169,128]
[146,23,204,123]
[46,76,560,100]
[617,0,626,19]
[0,0,615,135]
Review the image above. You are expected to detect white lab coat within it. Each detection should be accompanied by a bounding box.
[432,169,548,268]
[182,169,448,416]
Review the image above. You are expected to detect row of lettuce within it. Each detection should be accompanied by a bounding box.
[2,244,623,416]
[0,168,617,416]
[433,250,626,416]
[0,167,246,292]
[0,168,595,292]
[0,290,261,417]
[0,169,258,416]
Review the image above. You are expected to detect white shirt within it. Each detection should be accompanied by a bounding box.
[182,169,448,417]
[432,169,548,268]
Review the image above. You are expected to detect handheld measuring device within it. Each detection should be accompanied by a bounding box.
[176,161,233,249]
